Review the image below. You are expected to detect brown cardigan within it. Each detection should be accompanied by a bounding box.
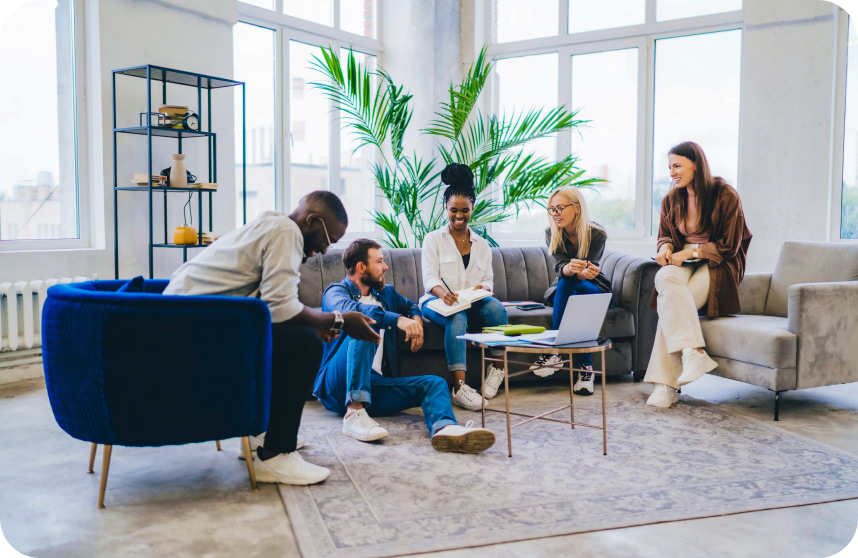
[651,183,752,318]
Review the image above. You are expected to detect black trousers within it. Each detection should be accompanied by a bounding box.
[262,321,323,454]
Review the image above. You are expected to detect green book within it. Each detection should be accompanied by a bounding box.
[482,324,546,336]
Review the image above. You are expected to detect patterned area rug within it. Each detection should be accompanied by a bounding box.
[280,398,858,558]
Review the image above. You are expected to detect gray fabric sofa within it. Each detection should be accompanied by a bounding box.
[298,246,659,386]
[700,241,858,419]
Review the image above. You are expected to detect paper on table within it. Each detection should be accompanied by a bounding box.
[426,288,493,317]
[372,329,384,374]
[456,332,511,343]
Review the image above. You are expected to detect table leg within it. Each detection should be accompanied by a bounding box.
[569,352,574,430]
[481,345,486,428]
[601,350,607,456]
[504,350,511,457]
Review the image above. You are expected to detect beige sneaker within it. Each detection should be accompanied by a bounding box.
[342,408,389,442]
[451,383,483,411]
[646,384,679,408]
[252,451,330,485]
[483,364,505,399]
[678,348,718,386]
[238,432,305,460]
[431,421,496,453]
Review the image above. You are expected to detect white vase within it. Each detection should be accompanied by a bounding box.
[170,154,187,188]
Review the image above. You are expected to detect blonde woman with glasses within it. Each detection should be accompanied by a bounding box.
[530,186,611,394]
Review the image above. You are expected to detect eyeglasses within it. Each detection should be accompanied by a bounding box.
[318,217,331,246]
[546,202,577,216]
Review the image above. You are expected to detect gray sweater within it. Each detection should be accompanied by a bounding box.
[543,224,611,305]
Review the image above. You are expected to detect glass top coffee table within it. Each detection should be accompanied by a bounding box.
[470,337,612,457]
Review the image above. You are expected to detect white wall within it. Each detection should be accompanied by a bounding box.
[0,0,237,283]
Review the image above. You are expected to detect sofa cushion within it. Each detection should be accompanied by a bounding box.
[700,314,796,369]
[765,241,858,317]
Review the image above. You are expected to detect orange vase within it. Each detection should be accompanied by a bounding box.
[173,225,198,245]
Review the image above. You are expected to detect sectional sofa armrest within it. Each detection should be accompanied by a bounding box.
[787,281,858,389]
[605,255,660,373]
[738,272,772,315]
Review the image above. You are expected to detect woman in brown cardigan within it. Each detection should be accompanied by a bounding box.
[645,141,752,408]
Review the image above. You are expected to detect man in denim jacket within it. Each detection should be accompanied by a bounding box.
[314,239,496,453]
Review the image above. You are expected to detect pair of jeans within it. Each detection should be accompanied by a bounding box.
[643,260,710,389]
[315,335,457,435]
[421,296,508,372]
[551,276,605,368]
[263,321,324,454]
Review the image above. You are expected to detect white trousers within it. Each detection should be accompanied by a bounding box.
[643,260,710,389]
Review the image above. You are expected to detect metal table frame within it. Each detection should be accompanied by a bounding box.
[475,339,612,457]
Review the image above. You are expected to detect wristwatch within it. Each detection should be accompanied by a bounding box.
[331,310,344,332]
[691,244,700,259]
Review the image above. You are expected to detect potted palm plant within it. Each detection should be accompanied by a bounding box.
[310,46,603,247]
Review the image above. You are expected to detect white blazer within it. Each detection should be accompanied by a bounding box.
[419,225,494,308]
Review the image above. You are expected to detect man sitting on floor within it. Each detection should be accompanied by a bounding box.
[164,191,379,485]
[314,239,496,453]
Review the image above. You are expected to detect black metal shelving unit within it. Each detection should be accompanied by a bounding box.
[112,64,246,279]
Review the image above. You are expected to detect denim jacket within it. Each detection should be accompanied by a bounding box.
[318,277,421,381]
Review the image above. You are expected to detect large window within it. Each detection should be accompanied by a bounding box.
[651,29,741,235]
[235,3,381,232]
[492,52,558,234]
[490,0,742,240]
[841,19,858,240]
[0,0,81,246]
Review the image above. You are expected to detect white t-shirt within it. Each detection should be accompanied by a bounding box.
[163,211,304,323]
[359,293,385,374]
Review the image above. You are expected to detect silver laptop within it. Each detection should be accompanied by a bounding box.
[530,292,612,346]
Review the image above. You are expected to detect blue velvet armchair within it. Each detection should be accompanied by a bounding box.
[41,279,272,508]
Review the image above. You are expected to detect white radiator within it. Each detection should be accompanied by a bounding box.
[0,276,96,352]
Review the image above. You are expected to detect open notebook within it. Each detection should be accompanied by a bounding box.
[426,287,493,317]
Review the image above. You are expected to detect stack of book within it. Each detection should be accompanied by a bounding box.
[158,105,189,128]
[131,173,167,186]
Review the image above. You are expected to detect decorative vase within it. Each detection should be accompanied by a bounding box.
[170,154,188,188]
[173,225,198,245]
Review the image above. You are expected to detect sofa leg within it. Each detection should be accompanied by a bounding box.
[98,445,113,509]
[774,391,781,421]
[87,443,98,474]
[215,440,222,452]
[633,370,645,382]
[241,436,258,492]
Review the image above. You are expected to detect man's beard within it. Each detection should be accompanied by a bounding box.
[361,270,385,291]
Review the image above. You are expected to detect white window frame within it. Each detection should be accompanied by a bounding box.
[829,7,858,243]
[0,0,91,252]
[484,1,742,244]
[237,1,383,240]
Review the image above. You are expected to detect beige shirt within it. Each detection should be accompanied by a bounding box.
[419,225,494,308]
[163,211,305,323]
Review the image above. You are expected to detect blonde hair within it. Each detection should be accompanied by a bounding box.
[547,187,601,258]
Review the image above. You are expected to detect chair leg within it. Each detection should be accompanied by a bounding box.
[98,445,113,509]
[215,440,222,451]
[774,391,781,421]
[87,443,98,474]
[241,436,258,492]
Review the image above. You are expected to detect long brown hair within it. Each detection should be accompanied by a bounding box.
[668,141,725,234]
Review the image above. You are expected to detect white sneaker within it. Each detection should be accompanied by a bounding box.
[451,383,483,411]
[253,450,330,485]
[238,432,305,460]
[530,354,562,377]
[678,348,718,386]
[573,367,595,396]
[483,364,505,399]
[342,408,389,442]
[646,384,679,408]
[431,421,496,453]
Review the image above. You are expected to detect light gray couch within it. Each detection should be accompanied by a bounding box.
[298,246,659,386]
[700,241,858,420]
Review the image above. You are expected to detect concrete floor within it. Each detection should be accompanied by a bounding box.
[0,373,856,558]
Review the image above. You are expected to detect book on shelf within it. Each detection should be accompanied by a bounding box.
[191,182,218,190]
[131,173,167,185]
[425,287,493,317]
[158,104,189,115]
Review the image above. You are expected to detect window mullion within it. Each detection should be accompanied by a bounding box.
[646,0,656,25]
[558,47,572,162]
[274,27,286,213]
[329,40,342,198]
[642,36,655,238]
[559,0,568,36]
[281,29,292,213]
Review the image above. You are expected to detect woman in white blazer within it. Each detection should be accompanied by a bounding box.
[420,163,508,411]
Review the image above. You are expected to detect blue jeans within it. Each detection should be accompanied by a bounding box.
[422,296,508,372]
[315,336,457,435]
[552,276,604,368]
